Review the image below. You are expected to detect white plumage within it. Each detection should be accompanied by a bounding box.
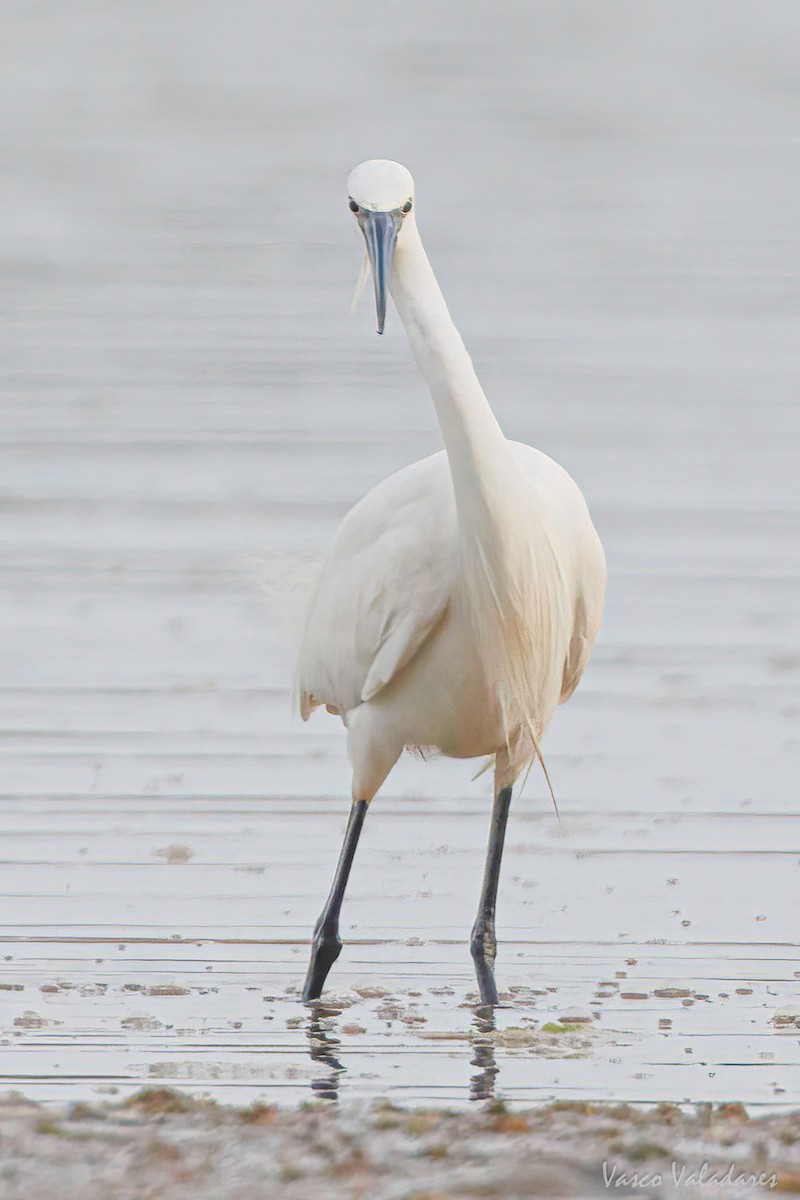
[299,159,605,1004]
[298,443,604,795]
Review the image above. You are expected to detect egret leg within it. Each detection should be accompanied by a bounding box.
[302,800,368,1002]
[470,785,513,1005]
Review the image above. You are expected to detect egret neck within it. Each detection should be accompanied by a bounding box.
[389,216,515,529]
[390,213,557,754]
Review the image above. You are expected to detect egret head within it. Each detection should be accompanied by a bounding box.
[347,159,414,334]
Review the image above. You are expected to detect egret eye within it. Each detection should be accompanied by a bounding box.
[401,200,413,214]
[349,199,360,213]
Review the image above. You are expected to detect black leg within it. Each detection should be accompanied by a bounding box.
[302,800,368,1002]
[470,785,513,1005]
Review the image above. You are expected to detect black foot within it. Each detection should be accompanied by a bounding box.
[470,926,499,1006]
[302,926,342,1002]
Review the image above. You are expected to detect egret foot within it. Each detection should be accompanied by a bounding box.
[301,799,368,1002]
[302,921,342,1001]
[470,921,500,1006]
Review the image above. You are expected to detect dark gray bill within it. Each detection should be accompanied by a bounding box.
[360,210,401,334]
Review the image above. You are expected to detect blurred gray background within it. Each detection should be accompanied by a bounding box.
[3,0,798,804]
[1,1,799,1105]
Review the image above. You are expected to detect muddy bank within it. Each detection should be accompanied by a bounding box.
[1,1090,798,1199]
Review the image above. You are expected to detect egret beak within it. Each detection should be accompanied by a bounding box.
[359,210,402,334]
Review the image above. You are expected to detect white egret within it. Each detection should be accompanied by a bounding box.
[298,160,605,1004]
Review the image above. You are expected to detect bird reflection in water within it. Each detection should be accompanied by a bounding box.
[304,1000,503,1103]
[470,1004,500,1101]
[305,1005,345,1101]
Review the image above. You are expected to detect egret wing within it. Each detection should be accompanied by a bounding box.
[506,441,606,711]
[297,453,456,719]
[559,569,605,704]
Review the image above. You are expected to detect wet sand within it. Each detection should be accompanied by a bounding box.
[2,0,800,1116]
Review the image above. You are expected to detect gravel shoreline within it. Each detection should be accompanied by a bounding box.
[1,1089,798,1199]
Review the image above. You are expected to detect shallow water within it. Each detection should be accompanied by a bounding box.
[1,1,799,1107]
